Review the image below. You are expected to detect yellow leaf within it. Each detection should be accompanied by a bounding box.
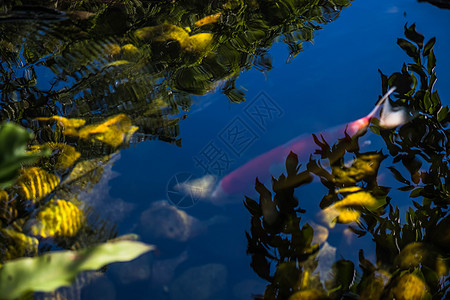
[104,43,122,57]
[333,191,378,209]
[134,24,190,48]
[30,143,81,171]
[0,189,17,223]
[321,189,384,227]
[121,44,140,60]
[29,199,84,238]
[332,153,384,184]
[35,116,85,128]
[35,116,85,137]
[186,33,214,54]
[106,60,131,67]
[0,228,38,262]
[78,114,138,147]
[389,273,428,300]
[336,209,361,224]
[336,186,363,193]
[14,167,60,203]
[194,12,222,27]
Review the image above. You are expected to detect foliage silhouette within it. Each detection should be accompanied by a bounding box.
[1,0,351,147]
[245,24,449,300]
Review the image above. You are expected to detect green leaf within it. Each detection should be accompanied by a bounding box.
[424,92,432,113]
[332,259,355,291]
[430,91,441,110]
[387,166,411,185]
[410,188,423,198]
[426,50,436,74]
[423,37,436,57]
[437,106,449,123]
[404,23,424,49]
[0,122,50,189]
[0,240,154,299]
[397,38,419,62]
[378,69,388,93]
[285,151,299,177]
[398,185,415,192]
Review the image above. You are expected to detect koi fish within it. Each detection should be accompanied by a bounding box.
[178,87,416,203]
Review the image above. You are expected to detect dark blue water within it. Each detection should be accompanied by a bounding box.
[69,1,450,299]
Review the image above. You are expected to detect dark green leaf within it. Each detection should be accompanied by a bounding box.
[423,37,436,57]
[407,63,428,90]
[437,106,449,123]
[387,166,411,185]
[397,38,419,62]
[244,196,262,217]
[332,259,355,291]
[285,151,299,177]
[398,185,415,192]
[251,254,271,280]
[412,201,422,209]
[426,50,436,74]
[424,92,432,113]
[348,225,366,237]
[429,72,437,90]
[430,91,441,110]
[404,23,424,49]
[388,72,412,94]
[410,188,423,198]
[378,69,388,94]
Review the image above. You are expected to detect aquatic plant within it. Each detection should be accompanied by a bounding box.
[0,0,351,146]
[0,112,151,297]
[0,239,154,299]
[0,122,49,189]
[245,24,449,300]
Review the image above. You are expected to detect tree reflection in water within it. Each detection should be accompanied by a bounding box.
[245,25,449,300]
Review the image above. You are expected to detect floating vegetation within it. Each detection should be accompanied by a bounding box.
[134,24,215,58]
[0,189,17,224]
[30,143,81,172]
[37,114,138,148]
[77,114,139,148]
[28,199,84,239]
[331,153,386,185]
[319,187,387,228]
[194,12,222,27]
[35,116,86,137]
[14,167,60,204]
[0,228,38,262]
[245,25,450,299]
[0,0,351,145]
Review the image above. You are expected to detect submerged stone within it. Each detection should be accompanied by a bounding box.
[169,263,227,300]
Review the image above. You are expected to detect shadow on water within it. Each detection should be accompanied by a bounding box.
[245,24,449,300]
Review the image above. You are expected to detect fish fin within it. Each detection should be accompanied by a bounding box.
[174,174,217,200]
[367,87,397,119]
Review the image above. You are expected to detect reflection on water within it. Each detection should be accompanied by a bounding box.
[0,0,449,299]
[245,24,450,299]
